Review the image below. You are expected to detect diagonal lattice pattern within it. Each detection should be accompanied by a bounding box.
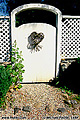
[61,18,80,58]
[0,16,80,62]
[0,17,11,62]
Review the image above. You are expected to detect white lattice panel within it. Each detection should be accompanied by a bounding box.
[1,16,80,62]
[0,16,11,62]
[61,17,80,58]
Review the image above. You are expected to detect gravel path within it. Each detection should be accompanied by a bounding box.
[0,83,80,120]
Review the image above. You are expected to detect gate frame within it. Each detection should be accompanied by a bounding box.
[11,3,62,81]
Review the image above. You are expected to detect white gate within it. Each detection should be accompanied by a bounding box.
[11,4,62,82]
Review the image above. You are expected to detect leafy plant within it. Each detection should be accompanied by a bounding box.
[59,86,73,96]
[0,40,25,109]
[55,81,59,85]
[76,57,80,64]
[0,65,13,108]
[54,77,73,96]
[18,84,23,89]
[10,40,25,86]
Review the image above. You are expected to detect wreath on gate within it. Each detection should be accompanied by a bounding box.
[27,32,44,53]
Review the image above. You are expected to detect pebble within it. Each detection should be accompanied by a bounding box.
[0,84,80,118]
[61,89,65,93]
[33,101,42,109]
[22,106,31,112]
[70,100,77,105]
[61,59,76,71]
[62,93,69,99]
[14,107,21,115]
[72,104,80,109]
[45,104,55,112]
[65,104,72,111]
[64,99,71,105]
[45,105,50,112]
[57,108,66,113]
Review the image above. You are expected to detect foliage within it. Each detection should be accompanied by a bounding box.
[0,40,25,109]
[72,95,80,101]
[54,57,80,96]
[54,75,80,101]
[10,40,25,86]
[55,77,60,85]
[59,86,73,96]
[0,65,13,108]
[18,84,23,89]
[76,57,80,64]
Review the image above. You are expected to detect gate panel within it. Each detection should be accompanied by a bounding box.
[15,23,56,82]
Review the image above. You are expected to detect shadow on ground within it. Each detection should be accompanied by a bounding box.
[49,61,80,95]
[20,61,80,94]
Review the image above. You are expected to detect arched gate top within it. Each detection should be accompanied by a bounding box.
[11,3,62,16]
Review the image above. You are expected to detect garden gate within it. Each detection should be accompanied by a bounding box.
[1,4,80,83]
[11,4,62,82]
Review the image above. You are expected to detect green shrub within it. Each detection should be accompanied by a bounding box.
[0,65,13,108]
[0,40,25,109]
[10,40,25,85]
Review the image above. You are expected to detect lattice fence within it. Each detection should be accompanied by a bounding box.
[61,16,80,58]
[0,16,11,62]
[0,16,80,62]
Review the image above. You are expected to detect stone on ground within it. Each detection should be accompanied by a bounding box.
[57,108,66,113]
[33,102,42,109]
[14,107,21,115]
[22,106,31,112]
